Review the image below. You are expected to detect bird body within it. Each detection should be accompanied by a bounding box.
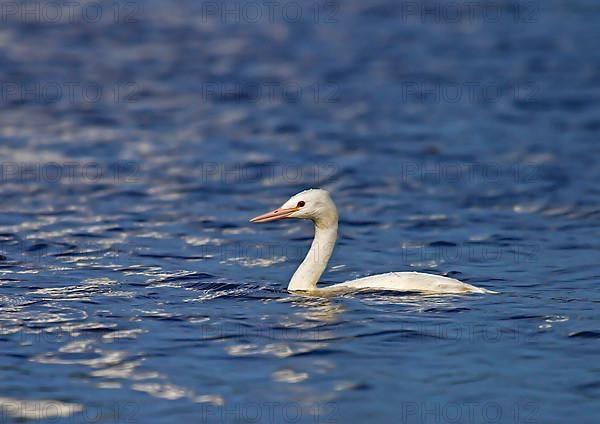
[250,189,495,295]
[322,272,493,294]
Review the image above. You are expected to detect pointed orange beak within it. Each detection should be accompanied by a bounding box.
[250,207,299,223]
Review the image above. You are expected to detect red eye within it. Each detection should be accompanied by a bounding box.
[297,201,305,207]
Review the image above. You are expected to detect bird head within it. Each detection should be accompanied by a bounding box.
[249,189,337,227]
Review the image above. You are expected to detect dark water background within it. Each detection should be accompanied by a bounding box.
[0,0,599,423]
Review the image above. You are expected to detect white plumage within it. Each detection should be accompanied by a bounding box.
[250,189,495,295]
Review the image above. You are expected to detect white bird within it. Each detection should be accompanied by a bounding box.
[250,189,496,295]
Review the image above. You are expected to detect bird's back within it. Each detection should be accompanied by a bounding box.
[318,272,495,294]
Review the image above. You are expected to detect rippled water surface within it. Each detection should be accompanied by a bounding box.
[1,0,600,423]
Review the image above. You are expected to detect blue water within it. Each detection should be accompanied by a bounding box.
[1,0,600,423]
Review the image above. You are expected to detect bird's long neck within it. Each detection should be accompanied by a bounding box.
[288,216,338,291]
